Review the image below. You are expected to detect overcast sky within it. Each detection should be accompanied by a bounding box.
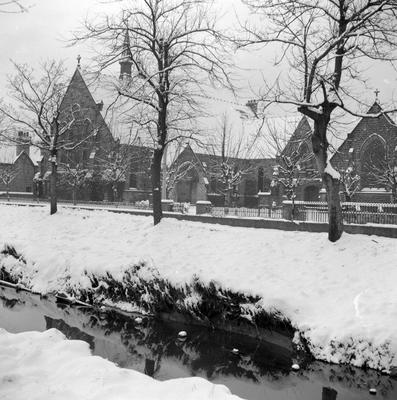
[1,0,396,118]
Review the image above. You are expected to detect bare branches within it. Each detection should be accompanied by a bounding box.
[72,0,234,149]
[239,0,397,240]
[0,60,100,214]
[240,0,397,107]
[72,0,234,223]
[204,113,257,206]
[165,159,196,198]
[365,155,397,202]
[0,0,29,13]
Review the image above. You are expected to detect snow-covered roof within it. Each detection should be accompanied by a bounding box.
[0,143,42,166]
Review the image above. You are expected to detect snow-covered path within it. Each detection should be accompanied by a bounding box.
[0,204,396,371]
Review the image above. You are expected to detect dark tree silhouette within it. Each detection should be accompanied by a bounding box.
[239,0,397,241]
[72,0,232,225]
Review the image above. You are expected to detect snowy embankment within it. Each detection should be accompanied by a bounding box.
[0,328,241,400]
[0,205,396,373]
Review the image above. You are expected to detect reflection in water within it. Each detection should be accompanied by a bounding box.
[0,286,396,400]
[323,387,338,400]
[44,316,95,350]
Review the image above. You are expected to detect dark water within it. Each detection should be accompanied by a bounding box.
[0,286,396,400]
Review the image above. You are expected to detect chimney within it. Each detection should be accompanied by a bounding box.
[119,30,133,80]
[16,131,30,157]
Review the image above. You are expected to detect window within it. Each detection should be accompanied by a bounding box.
[360,135,386,187]
[129,173,137,188]
[257,167,264,192]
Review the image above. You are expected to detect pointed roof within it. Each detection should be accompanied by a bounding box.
[280,116,312,157]
[121,30,132,61]
[361,101,397,127]
[367,101,382,115]
[61,67,98,110]
[331,101,397,164]
[60,67,114,136]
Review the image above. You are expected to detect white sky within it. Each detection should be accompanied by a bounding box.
[1,0,396,120]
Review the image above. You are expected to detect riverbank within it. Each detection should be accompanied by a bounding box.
[0,204,396,373]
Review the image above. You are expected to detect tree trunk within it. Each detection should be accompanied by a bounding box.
[225,189,232,208]
[345,193,352,202]
[72,186,77,205]
[311,116,343,242]
[323,174,343,242]
[50,159,57,215]
[151,149,163,225]
[392,185,397,203]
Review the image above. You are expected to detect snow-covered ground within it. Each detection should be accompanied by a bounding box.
[0,328,241,400]
[0,204,396,372]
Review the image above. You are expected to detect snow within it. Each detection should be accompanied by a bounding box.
[0,205,397,372]
[0,328,241,400]
[324,161,341,180]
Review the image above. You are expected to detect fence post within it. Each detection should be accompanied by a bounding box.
[196,201,212,215]
[282,201,293,220]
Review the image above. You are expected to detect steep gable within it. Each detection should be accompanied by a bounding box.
[60,68,114,148]
[332,102,397,170]
[57,68,115,165]
[281,116,312,157]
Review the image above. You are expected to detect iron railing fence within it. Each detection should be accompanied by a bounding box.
[211,206,283,219]
[291,201,397,225]
[1,195,396,226]
[0,196,152,211]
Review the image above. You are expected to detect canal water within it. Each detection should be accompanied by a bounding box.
[0,285,395,400]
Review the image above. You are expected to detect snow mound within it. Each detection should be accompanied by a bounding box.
[0,328,242,400]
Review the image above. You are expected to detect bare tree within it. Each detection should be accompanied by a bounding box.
[366,157,397,203]
[206,113,256,207]
[165,155,196,200]
[258,117,317,209]
[0,165,19,201]
[340,165,360,202]
[0,0,28,13]
[72,0,232,225]
[58,162,91,205]
[96,143,129,202]
[0,60,96,214]
[239,0,397,241]
[273,152,316,199]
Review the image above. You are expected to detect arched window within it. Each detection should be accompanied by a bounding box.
[257,167,264,192]
[360,135,386,188]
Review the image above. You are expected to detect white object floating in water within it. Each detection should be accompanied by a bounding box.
[369,388,377,395]
[232,348,239,355]
[134,317,143,324]
[178,331,187,338]
[291,363,300,371]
